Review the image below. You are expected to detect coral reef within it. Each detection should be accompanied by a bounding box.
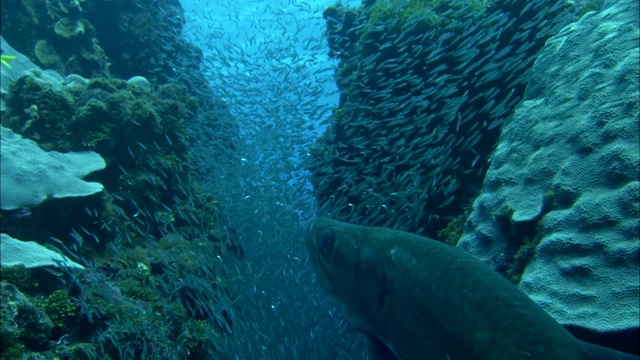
[309,0,579,238]
[0,0,207,87]
[457,0,639,334]
[0,72,243,357]
[1,0,109,77]
[0,1,243,358]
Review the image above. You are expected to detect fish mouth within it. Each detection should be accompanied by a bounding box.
[306,218,336,294]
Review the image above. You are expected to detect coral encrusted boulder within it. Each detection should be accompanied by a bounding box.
[457,0,639,333]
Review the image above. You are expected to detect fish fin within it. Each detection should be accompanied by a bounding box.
[1,54,16,69]
[367,333,399,360]
[580,340,640,360]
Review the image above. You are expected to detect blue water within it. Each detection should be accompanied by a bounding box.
[180,1,370,358]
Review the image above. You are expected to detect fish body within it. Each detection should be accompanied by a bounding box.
[306,217,637,360]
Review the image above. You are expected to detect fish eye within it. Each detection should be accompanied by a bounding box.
[317,228,335,257]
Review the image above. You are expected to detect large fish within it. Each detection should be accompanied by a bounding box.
[306,217,638,360]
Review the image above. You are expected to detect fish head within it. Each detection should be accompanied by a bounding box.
[306,217,388,329]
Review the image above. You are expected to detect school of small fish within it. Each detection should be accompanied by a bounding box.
[307,0,577,238]
[178,0,582,358]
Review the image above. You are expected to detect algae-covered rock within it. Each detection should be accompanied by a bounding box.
[34,39,64,70]
[54,18,85,38]
[60,343,97,360]
[1,282,53,349]
[1,0,108,77]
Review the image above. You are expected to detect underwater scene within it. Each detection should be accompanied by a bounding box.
[0,0,638,359]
